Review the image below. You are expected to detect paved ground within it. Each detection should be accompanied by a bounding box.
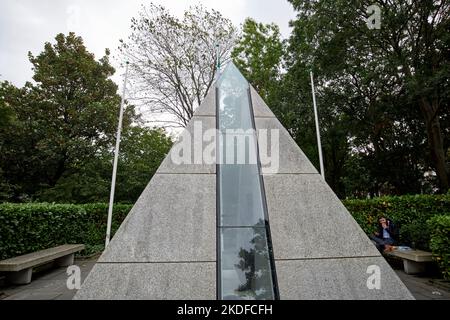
[0,256,449,300]
[0,257,96,300]
[395,270,450,300]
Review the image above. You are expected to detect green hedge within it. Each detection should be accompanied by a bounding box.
[0,203,132,260]
[343,194,450,250]
[0,195,449,278]
[427,215,450,280]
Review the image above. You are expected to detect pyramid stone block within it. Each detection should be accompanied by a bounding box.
[99,174,216,263]
[157,116,216,174]
[263,174,380,259]
[276,257,414,300]
[255,117,318,174]
[75,262,215,300]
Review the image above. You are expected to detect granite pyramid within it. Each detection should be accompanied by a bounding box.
[75,63,413,300]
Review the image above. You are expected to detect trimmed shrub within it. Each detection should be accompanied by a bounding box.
[0,203,132,260]
[399,222,431,250]
[0,195,448,278]
[427,215,450,280]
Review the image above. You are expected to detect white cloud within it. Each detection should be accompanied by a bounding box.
[0,0,295,87]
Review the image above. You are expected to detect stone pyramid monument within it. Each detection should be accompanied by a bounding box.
[75,63,413,300]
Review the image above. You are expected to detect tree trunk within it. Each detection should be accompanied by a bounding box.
[419,97,449,192]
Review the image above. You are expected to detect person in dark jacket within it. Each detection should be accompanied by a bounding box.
[369,216,398,252]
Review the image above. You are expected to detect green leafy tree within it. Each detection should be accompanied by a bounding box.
[27,32,137,185]
[232,18,284,103]
[0,33,138,201]
[0,81,44,200]
[0,81,16,128]
[230,17,354,196]
[0,81,18,200]
[286,0,449,193]
[114,126,172,203]
[38,126,172,203]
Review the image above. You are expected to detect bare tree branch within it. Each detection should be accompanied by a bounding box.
[119,3,238,127]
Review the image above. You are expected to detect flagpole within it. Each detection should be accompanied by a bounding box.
[215,43,220,79]
[105,61,129,248]
[310,71,325,179]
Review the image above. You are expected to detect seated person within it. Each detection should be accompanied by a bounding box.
[369,216,398,252]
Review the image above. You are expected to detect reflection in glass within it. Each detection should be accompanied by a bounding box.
[217,63,253,131]
[220,226,275,300]
[217,62,278,300]
[217,63,266,227]
[219,164,265,227]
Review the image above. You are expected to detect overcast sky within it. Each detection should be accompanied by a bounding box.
[0,0,297,88]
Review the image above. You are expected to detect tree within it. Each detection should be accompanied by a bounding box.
[287,0,449,193]
[232,18,284,102]
[37,126,172,203]
[114,126,172,203]
[235,222,275,300]
[0,81,46,200]
[0,33,138,201]
[120,3,238,128]
[0,33,175,204]
[0,81,15,128]
[0,81,18,200]
[27,32,139,187]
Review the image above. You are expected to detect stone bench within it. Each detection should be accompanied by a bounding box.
[386,249,434,275]
[0,244,85,285]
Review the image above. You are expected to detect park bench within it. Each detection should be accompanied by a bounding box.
[386,249,434,275]
[0,244,84,285]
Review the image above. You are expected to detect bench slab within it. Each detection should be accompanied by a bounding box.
[386,249,434,275]
[0,244,85,272]
[387,249,433,263]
